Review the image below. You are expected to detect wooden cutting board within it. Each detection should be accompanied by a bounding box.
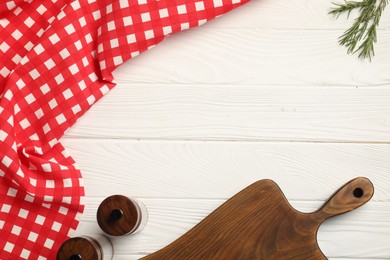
[143,177,374,260]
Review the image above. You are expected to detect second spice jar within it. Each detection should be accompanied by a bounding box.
[56,235,113,260]
[97,195,148,236]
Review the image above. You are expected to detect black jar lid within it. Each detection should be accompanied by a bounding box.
[57,236,102,260]
[97,195,141,236]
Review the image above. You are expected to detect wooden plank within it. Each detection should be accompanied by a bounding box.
[110,30,390,86]
[66,84,390,142]
[200,0,390,29]
[74,198,390,259]
[61,140,390,201]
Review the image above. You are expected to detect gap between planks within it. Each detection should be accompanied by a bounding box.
[62,136,390,145]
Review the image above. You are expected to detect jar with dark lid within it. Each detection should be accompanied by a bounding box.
[56,235,113,260]
[97,195,148,236]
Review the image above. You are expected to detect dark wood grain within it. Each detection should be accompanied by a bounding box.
[56,237,102,260]
[143,177,374,260]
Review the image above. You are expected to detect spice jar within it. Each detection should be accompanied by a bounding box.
[97,195,148,236]
[56,235,113,260]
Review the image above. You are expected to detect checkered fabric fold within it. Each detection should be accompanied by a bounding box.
[0,0,248,258]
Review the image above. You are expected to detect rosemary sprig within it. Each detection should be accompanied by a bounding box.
[329,0,388,61]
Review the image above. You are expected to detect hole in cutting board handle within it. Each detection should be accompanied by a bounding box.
[353,187,364,198]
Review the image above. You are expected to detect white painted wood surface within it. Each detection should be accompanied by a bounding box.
[62,0,390,259]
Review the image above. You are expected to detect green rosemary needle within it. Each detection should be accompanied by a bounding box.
[329,0,388,61]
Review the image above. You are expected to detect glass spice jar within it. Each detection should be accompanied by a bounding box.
[56,235,113,260]
[97,195,148,236]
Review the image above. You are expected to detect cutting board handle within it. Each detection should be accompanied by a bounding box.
[315,177,374,221]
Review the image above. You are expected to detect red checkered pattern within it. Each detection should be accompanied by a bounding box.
[0,0,247,258]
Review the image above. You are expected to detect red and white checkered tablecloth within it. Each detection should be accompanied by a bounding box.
[0,0,248,259]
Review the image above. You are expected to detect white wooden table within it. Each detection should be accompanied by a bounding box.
[64,0,390,259]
